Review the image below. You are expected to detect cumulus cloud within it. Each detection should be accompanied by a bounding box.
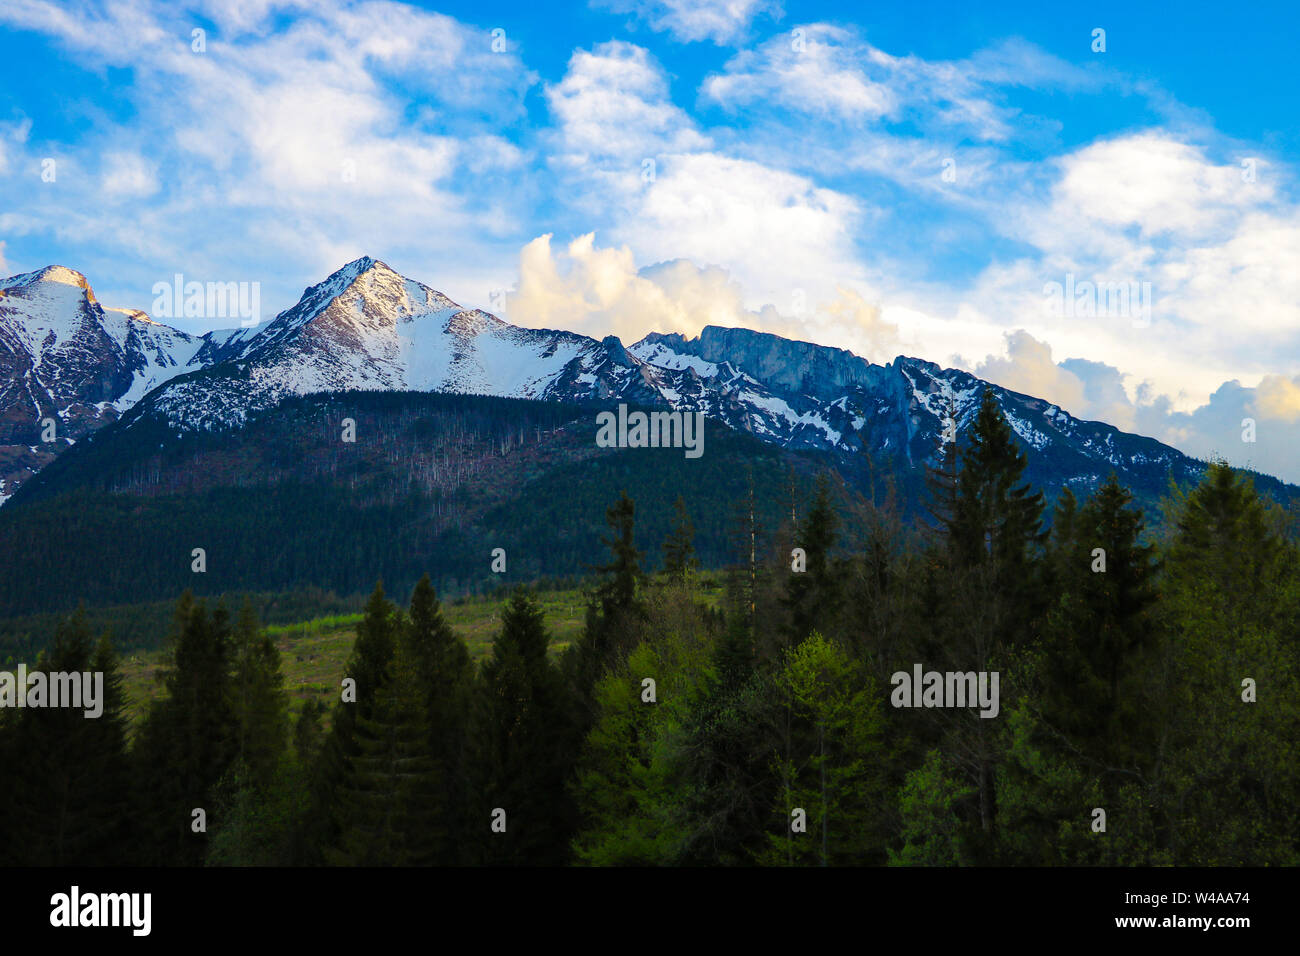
[542,38,868,311]
[546,41,710,171]
[944,128,1300,415]
[623,152,862,299]
[1255,374,1300,423]
[505,232,901,360]
[973,330,1300,484]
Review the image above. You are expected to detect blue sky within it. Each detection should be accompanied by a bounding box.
[1,0,1298,482]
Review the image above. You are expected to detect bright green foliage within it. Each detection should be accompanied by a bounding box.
[889,750,976,866]
[571,589,714,865]
[761,632,886,866]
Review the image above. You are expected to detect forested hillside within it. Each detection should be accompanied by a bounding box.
[3,392,1295,866]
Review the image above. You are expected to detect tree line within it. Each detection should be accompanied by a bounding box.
[1,390,1296,866]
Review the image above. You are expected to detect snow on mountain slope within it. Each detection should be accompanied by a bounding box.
[1,256,1236,509]
[134,258,663,430]
[0,265,233,501]
[115,257,1214,496]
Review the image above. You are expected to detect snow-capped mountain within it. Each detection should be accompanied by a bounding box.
[127,257,668,431]
[0,265,248,502]
[0,257,1222,506]
[112,257,1206,495]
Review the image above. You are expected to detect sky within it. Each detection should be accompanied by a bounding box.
[1,0,1298,482]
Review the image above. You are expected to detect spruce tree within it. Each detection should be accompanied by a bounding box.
[475,589,573,864]
[782,473,842,646]
[2,609,131,865]
[661,495,699,583]
[230,599,289,790]
[566,491,647,723]
[307,581,399,864]
[400,574,473,864]
[132,593,240,865]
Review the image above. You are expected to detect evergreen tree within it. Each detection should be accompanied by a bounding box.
[918,390,1048,856]
[947,389,1048,621]
[293,698,325,765]
[132,593,239,865]
[230,599,289,789]
[328,645,434,866]
[782,473,842,647]
[661,495,699,583]
[1043,475,1161,773]
[566,491,647,724]
[474,589,574,864]
[307,581,399,864]
[760,632,886,866]
[400,574,473,864]
[0,610,131,865]
[1154,462,1300,863]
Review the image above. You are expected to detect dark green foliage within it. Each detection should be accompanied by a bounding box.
[0,610,131,865]
[473,589,574,864]
[132,594,240,865]
[2,444,1298,868]
[782,473,843,647]
[661,495,699,583]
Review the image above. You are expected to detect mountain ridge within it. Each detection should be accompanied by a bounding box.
[0,256,1290,507]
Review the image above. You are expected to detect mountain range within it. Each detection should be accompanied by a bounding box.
[4,255,1269,509]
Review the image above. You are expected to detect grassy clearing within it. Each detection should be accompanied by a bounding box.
[117,587,591,732]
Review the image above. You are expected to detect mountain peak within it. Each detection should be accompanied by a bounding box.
[2,265,97,304]
[333,255,389,280]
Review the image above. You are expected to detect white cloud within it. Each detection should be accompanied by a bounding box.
[624,152,861,298]
[506,231,902,361]
[593,0,781,45]
[702,28,1098,142]
[0,0,537,320]
[974,330,1300,484]
[100,152,159,200]
[546,41,710,169]
[702,24,895,120]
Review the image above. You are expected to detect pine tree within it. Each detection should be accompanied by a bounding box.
[1155,462,1300,863]
[947,389,1048,616]
[782,473,842,646]
[919,390,1048,856]
[566,491,647,723]
[328,646,435,866]
[307,581,399,864]
[1,609,131,865]
[759,632,886,866]
[400,574,473,864]
[475,588,573,864]
[1043,475,1161,769]
[594,490,644,619]
[132,594,240,865]
[661,495,699,583]
[230,599,289,789]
